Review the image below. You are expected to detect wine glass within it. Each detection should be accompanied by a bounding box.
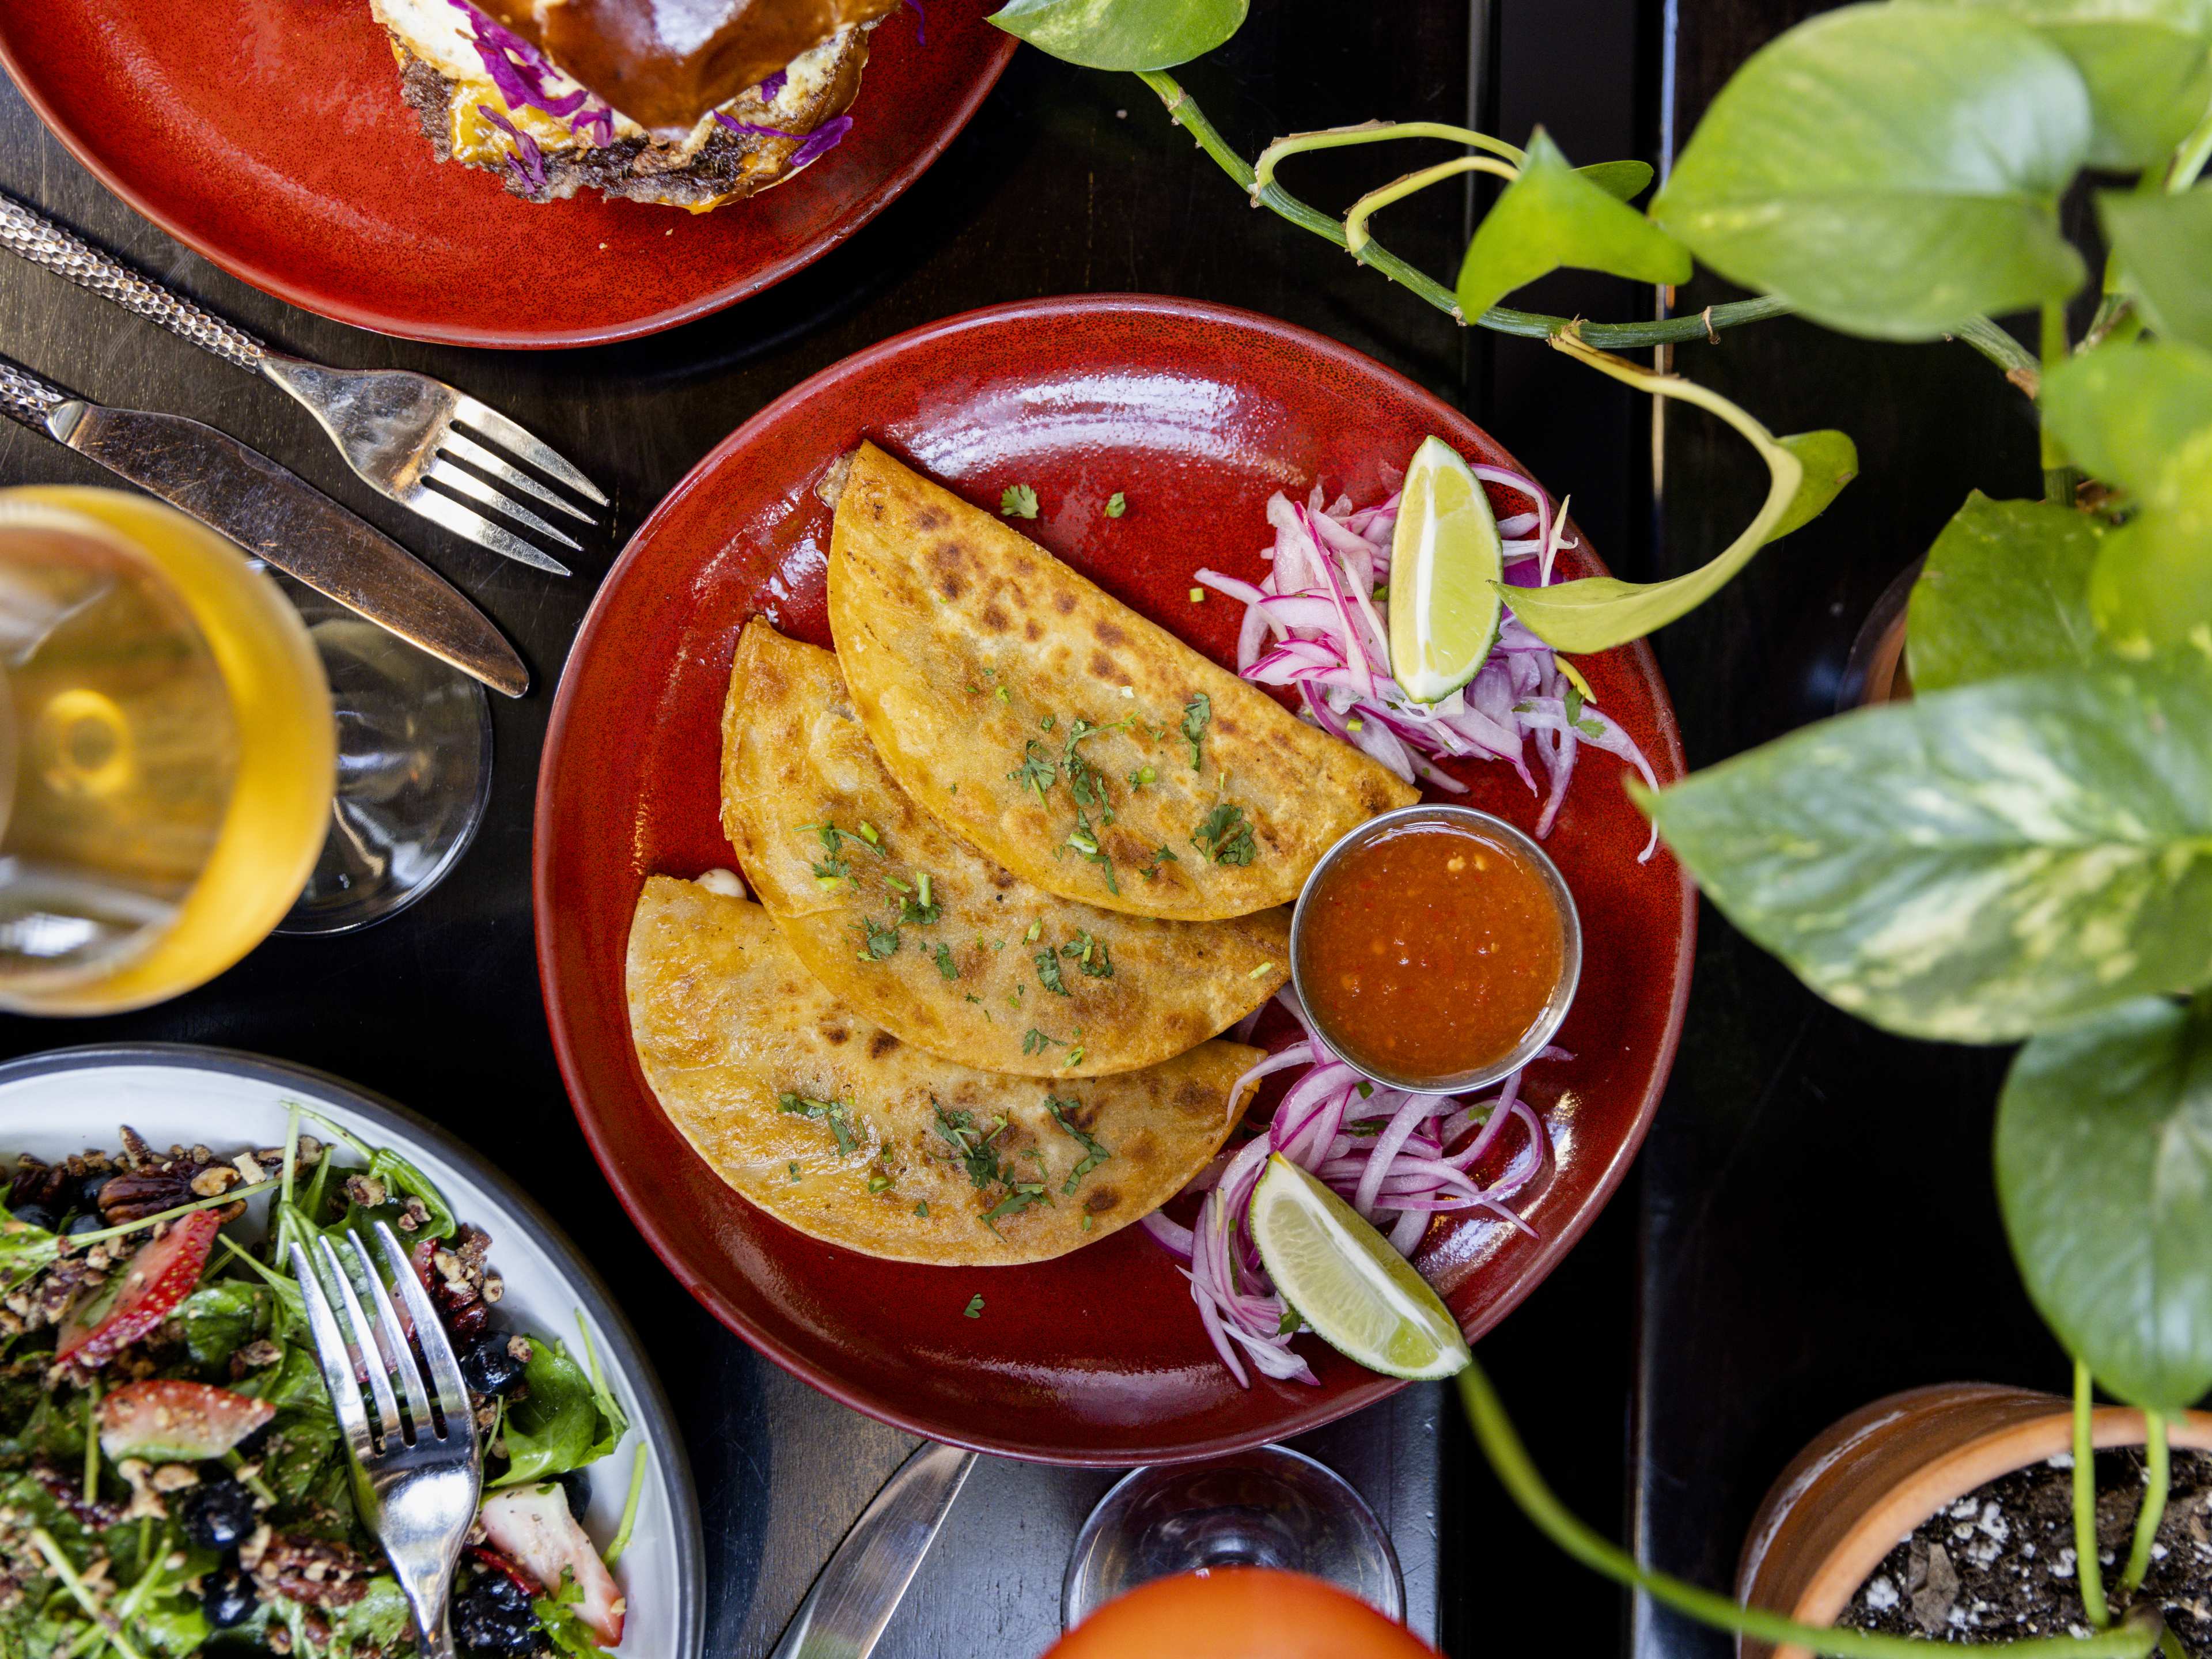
[0,487,333,1013]
[271,578,491,936]
[1062,1445,1404,1632]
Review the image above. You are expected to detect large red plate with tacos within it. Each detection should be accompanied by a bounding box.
[535,294,1694,1464]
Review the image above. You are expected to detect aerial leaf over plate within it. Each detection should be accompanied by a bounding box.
[1455,130,1690,321]
[2042,340,2212,658]
[1652,4,2090,339]
[2101,189,2212,355]
[1906,493,2107,690]
[1637,667,2212,1042]
[1997,994,2212,1411]
[988,0,1247,69]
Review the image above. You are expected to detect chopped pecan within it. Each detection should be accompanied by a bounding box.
[29,1463,124,1530]
[342,1173,389,1210]
[94,1168,195,1224]
[6,1157,66,1212]
[249,1534,373,1609]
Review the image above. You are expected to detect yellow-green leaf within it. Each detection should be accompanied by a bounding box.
[988,0,1247,69]
[1455,130,1690,320]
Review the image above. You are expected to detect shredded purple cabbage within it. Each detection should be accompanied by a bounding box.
[713,110,853,169]
[903,0,926,44]
[475,103,547,193]
[756,69,789,101]
[449,0,615,149]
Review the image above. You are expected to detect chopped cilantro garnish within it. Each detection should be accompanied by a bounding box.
[859,915,901,959]
[899,872,942,926]
[1063,931,1114,979]
[983,1184,1050,1230]
[1001,484,1039,519]
[916,1202,930,1217]
[964,1293,985,1317]
[1190,802,1256,866]
[935,942,959,981]
[1563,684,1585,727]
[1034,948,1070,997]
[1047,1096,1112,1193]
[1127,764,1155,789]
[1105,491,1127,518]
[1180,693,1211,771]
[1039,714,1056,732]
[1081,1214,1094,1232]
[1356,1081,1374,1099]
[779,1091,861,1157]
[1140,844,1179,880]
[857,821,880,844]
[1024,919,1042,943]
[868,1173,892,1192]
[933,1102,1007,1189]
[1577,714,1605,739]
[1190,588,1203,603]
[1065,1045,1085,1067]
[789,1161,801,1181]
[1067,808,1119,895]
[1276,1306,1304,1336]
[1009,740,1057,804]
[1247,961,1275,978]
[996,685,1012,704]
[1022,1027,1065,1055]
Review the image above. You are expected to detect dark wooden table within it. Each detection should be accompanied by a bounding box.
[0,0,2060,1653]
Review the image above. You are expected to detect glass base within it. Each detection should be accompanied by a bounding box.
[275,597,492,937]
[1062,1445,1404,1631]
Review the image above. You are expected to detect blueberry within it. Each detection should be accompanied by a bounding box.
[202,1567,257,1630]
[62,1211,103,1237]
[556,1469,591,1520]
[459,1331,528,1396]
[178,1478,257,1551]
[453,1569,537,1656]
[9,1204,56,1232]
[77,1172,111,1208]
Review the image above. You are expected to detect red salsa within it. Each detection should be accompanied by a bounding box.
[1297,820,1566,1081]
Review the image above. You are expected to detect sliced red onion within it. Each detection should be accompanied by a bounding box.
[1141,1210,1194,1260]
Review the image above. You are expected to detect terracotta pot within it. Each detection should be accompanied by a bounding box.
[1736,1384,2212,1659]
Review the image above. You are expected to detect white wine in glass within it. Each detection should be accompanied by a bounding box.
[0,487,334,1014]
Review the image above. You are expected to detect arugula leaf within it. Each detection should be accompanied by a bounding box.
[1190,802,1257,866]
[169,1281,272,1370]
[1000,484,1040,518]
[493,1337,620,1487]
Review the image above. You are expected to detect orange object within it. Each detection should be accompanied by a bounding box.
[1043,1568,1437,1659]
[1298,817,1566,1080]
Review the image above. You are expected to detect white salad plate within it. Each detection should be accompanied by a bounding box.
[0,1043,704,1659]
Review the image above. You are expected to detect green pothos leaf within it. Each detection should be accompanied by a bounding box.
[1652,3,2090,339]
[2042,339,2212,660]
[1926,0,2212,168]
[1574,160,1654,202]
[1455,130,1690,319]
[1997,994,2212,1411]
[1906,493,2108,691]
[1768,430,1861,543]
[1636,666,2212,1042]
[987,0,1247,69]
[2101,188,2212,355]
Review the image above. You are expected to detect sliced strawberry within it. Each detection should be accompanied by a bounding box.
[56,1209,222,1365]
[478,1484,626,1645]
[96,1379,273,1460]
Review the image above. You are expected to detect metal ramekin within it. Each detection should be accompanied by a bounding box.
[1287,804,1583,1096]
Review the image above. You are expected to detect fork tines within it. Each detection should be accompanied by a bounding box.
[290,1222,471,1453]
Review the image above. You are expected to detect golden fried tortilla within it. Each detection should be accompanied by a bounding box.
[826,444,1418,921]
[625,876,1260,1266]
[721,621,1290,1077]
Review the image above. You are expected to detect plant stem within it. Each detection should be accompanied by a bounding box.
[1135,70,1791,346]
[29,1529,145,1659]
[1345,156,1516,254]
[2040,301,2078,505]
[2078,1361,2113,1628]
[1253,120,1525,190]
[2119,1411,2169,1601]
[1457,1361,2160,1658]
[2169,105,2212,192]
[1953,315,2040,391]
[80,1377,99,1504]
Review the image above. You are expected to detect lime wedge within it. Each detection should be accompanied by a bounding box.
[1249,1154,1471,1380]
[1387,435,1505,703]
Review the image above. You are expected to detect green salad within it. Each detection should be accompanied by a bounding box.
[0,1108,643,1658]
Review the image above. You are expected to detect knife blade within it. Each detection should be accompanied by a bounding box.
[0,357,527,697]
[770,1441,978,1659]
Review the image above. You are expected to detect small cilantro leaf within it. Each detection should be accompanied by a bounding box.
[1105,492,1127,519]
[1190,802,1257,866]
[1180,692,1211,771]
[1001,484,1039,519]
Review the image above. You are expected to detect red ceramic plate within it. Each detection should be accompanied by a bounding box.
[0,1,1011,347]
[535,295,1695,1464]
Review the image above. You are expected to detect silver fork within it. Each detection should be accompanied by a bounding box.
[0,191,604,577]
[291,1222,483,1659]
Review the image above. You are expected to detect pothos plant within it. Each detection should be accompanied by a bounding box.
[992,0,2212,1654]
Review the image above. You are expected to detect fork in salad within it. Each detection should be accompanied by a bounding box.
[0,1108,645,1658]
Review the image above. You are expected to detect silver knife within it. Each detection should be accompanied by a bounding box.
[0,357,528,698]
[771,1442,979,1659]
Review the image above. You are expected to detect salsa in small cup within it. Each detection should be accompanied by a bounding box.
[1289,805,1581,1094]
